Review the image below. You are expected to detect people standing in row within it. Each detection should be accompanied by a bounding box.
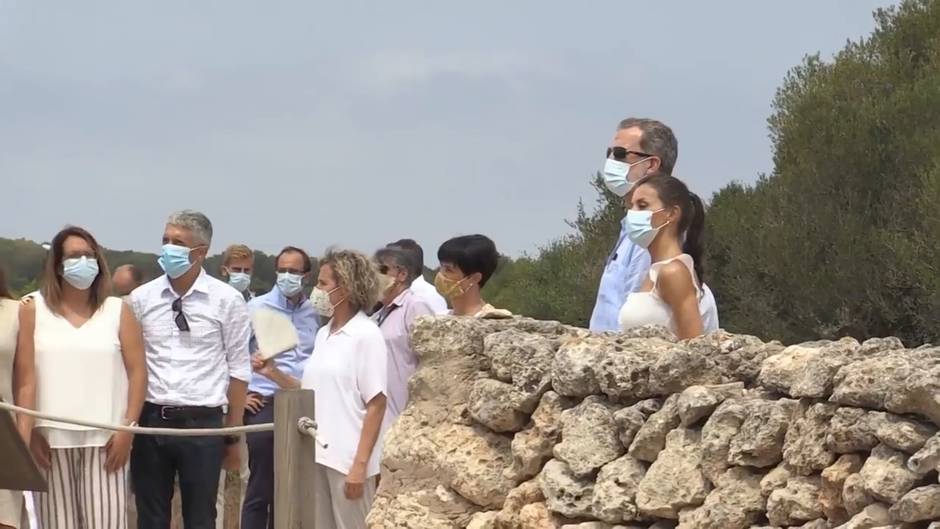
[241,246,319,529]
[0,267,25,529]
[15,226,147,529]
[386,239,447,314]
[221,244,256,301]
[435,235,509,318]
[112,264,143,299]
[372,246,434,420]
[591,117,718,336]
[129,210,251,529]
[619,175,719,338]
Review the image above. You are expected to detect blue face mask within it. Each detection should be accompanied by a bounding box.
[158,244,195,279]
[626,208,669,249]
[62,256,100,290]
[603,156,650,197]
[277,272,304,298]
[228,272,251,293]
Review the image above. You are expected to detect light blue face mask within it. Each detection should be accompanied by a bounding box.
[277,272,304,298]
[62,256,100,290]
[158,244,194,279]
[228,272,251,292]
[626,208,669,249]
[602,157,650,197]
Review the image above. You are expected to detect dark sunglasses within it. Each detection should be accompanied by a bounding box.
[606,146,654,162]
[171,297,190,332]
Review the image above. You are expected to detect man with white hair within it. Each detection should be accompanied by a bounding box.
[128,209,251,529]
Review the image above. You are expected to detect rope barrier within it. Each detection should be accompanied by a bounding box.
[0,401,273,436]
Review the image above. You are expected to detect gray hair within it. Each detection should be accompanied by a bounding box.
[375,247,420,285]
[167,210,213,246]
[618,117,679,176]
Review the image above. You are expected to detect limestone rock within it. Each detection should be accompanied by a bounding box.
[686,331,782,384]
[701,399,748,483]
[676,467,765,529]
[648,346,728,396]
[468,378,530,432]
[783,402,837,475]
[552,338,607,397]
[629,394,681,462]
[765,476,823,527]
[615,399,662,449]
[438,424,515,508]
[870,412,936,454]
[760,464,793,498]
[907,433,940,475]
[497,479,545,529]
[555,396,623,477]
[758,338,861,398]
[793,521,828,529]
[484,330,557,396]
[596,338,675,401]
[636,428,710,519]
[842,473,874,517]
[858,444,919,503]
[365,486,480,529]
[820,454,864,525]
[518,502,556,529]
[591,455,647,523]
[677,383,745,427]
[540,459,595,519]
[833,503,891,529]
[830,348,940,425]
[728,399,800,468]
[888,485,940,522]
[827,407,879,453]
[562,523,645,529]
[466,511,499,529]
[507,391,574,481]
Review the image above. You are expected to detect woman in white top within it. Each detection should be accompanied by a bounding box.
[619,175,719,339]
[15,226,147,529]
[0,268,25,529]
[254,249,387,529]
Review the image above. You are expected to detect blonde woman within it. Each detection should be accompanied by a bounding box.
[254,249,387,529]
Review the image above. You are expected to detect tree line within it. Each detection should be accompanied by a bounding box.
[4,1,939,346]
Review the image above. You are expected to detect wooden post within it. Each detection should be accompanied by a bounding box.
[274,389,317,529]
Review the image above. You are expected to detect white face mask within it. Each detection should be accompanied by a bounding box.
[626,208,669,248]
[277,272,304,298]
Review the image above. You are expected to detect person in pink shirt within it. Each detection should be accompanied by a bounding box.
[370,247,435,420]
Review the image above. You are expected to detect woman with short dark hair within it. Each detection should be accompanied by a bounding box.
[435,235,510,318]
[15,226,147,529]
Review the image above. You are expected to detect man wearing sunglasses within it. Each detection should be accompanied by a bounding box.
[590,118,677,332]
[128,209,252,529]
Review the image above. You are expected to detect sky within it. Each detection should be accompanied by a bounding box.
[0,1,900,259]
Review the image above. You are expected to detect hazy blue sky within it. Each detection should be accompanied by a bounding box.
[1,1,899,259]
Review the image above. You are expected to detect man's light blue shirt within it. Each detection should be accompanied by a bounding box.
[247,286,319,396]
[589,218,652,332]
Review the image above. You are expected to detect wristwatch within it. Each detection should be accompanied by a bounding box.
[223,435,239,446]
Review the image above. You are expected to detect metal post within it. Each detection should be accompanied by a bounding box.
[274,389,317,528]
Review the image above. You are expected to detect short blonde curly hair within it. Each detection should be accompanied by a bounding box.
[319,248,381,313]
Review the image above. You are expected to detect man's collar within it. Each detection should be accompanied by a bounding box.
[161,268,209,298]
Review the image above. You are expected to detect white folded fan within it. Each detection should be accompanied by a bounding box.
[251,308,300,361]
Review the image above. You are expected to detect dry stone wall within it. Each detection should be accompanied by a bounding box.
[366,316,940,529]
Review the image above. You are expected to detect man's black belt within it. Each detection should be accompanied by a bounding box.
[143,402,224,421]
